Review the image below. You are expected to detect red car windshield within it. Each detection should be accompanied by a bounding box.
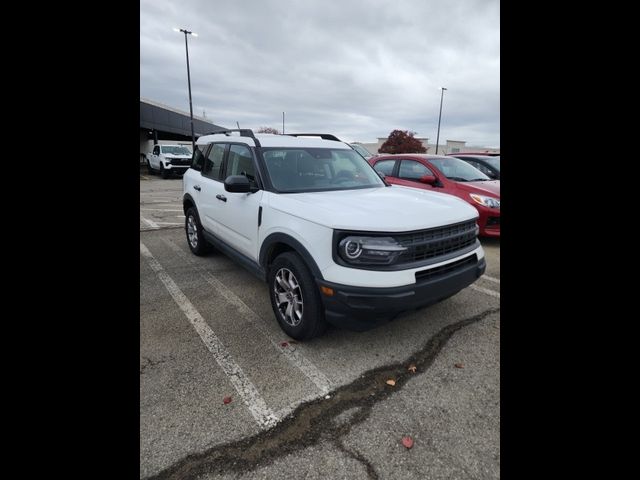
[429,157,491,182]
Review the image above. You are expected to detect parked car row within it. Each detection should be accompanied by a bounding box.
[369,154,500,237]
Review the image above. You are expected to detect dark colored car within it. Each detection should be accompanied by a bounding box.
[369,154,500,237]
[449,154,500,180]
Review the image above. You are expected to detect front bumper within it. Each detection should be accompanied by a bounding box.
[164,165,190,174]
[317,254,486,331]
[477,208,500,237]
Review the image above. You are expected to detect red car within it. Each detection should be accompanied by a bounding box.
[369,154,500,237]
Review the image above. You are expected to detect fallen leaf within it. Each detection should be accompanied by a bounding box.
[223,396,232,404]
[386,379,396,386]
[280,341,289,347]
[454,363,464,369]
[407,364,417,373]
[402,436,414,449]
[288,340,298,344]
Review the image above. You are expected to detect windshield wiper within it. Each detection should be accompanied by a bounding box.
[447,176,468,182]
[469,178,488,182]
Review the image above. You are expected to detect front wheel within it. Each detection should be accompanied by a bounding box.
[160,164,169,179]
[268,252,326,340]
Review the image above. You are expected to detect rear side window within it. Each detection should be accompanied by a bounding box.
[191,144,207,171]
[373,160,396,176]
[203,144,226,180]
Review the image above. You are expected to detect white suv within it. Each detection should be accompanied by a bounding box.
[147,144,193,178]
[183,130,486,340]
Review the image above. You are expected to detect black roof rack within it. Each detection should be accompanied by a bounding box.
[285,133,343,142]
[204,129,261,147]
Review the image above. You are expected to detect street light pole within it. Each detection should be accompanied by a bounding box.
[435,87,447,154]
[282,112,285,134]
[174,28,198,152]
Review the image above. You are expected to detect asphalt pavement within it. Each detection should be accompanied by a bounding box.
[140,173,500,479]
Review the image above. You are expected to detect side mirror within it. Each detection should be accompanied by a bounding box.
[419,174,437,185]
[224,175,251,193]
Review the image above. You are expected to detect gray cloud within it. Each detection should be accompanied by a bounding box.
[140,0,499,146]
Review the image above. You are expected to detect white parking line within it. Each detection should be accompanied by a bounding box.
[140,208,185,212]
[140,216,159,228]
[140,195,181,199]
[140,243,278,429]
[482,275,500,284]
[470,284,500,299]
[164,238,333,395]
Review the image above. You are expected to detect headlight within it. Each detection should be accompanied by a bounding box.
[338,236,407,265]
[469,194,500,209]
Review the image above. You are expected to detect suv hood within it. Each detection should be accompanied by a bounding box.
[268,186,478,232]
[165,155,191,159]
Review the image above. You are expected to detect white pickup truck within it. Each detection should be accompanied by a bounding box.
[146,144,192,178]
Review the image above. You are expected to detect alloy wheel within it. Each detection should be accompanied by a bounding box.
[273,268,304,327]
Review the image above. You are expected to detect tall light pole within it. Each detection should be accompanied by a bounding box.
[435,87,447,154]
[174,28,198,152]
[282,112,285,134]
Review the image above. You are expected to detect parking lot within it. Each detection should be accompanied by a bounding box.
[140,173,500,480]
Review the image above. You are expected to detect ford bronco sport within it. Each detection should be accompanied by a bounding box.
[183,130,486,340]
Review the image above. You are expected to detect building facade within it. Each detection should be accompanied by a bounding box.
[140,98,226,163]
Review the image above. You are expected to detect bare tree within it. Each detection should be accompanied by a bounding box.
[256,127,280,134]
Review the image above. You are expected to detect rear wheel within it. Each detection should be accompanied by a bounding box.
[185,207,211,256]
[268,252,326,340]
[146,159,154,174]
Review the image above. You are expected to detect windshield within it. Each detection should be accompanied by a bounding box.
[262,148,385,193]
[428,157,491,182]
[351,144,373,158]
[486,156,500,170]
[162,146,191,155]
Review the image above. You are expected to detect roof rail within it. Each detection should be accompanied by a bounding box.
[204,129,261,147]
[285,133,343,142]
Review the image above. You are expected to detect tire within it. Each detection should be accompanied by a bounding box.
[268,252,326,340]
[185,207,211,256]
[146,160,154,174]
[160,164,169,179]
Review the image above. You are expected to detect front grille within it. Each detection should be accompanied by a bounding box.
[486,216,500,227]
[395,220,478,263]
[415,254,477,282]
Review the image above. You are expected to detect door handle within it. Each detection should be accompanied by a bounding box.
[216,194,227,202]
[193,185,201,191]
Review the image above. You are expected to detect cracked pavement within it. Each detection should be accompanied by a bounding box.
[140,175,500,479]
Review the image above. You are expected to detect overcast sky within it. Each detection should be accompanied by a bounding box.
[140,0,499,146]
